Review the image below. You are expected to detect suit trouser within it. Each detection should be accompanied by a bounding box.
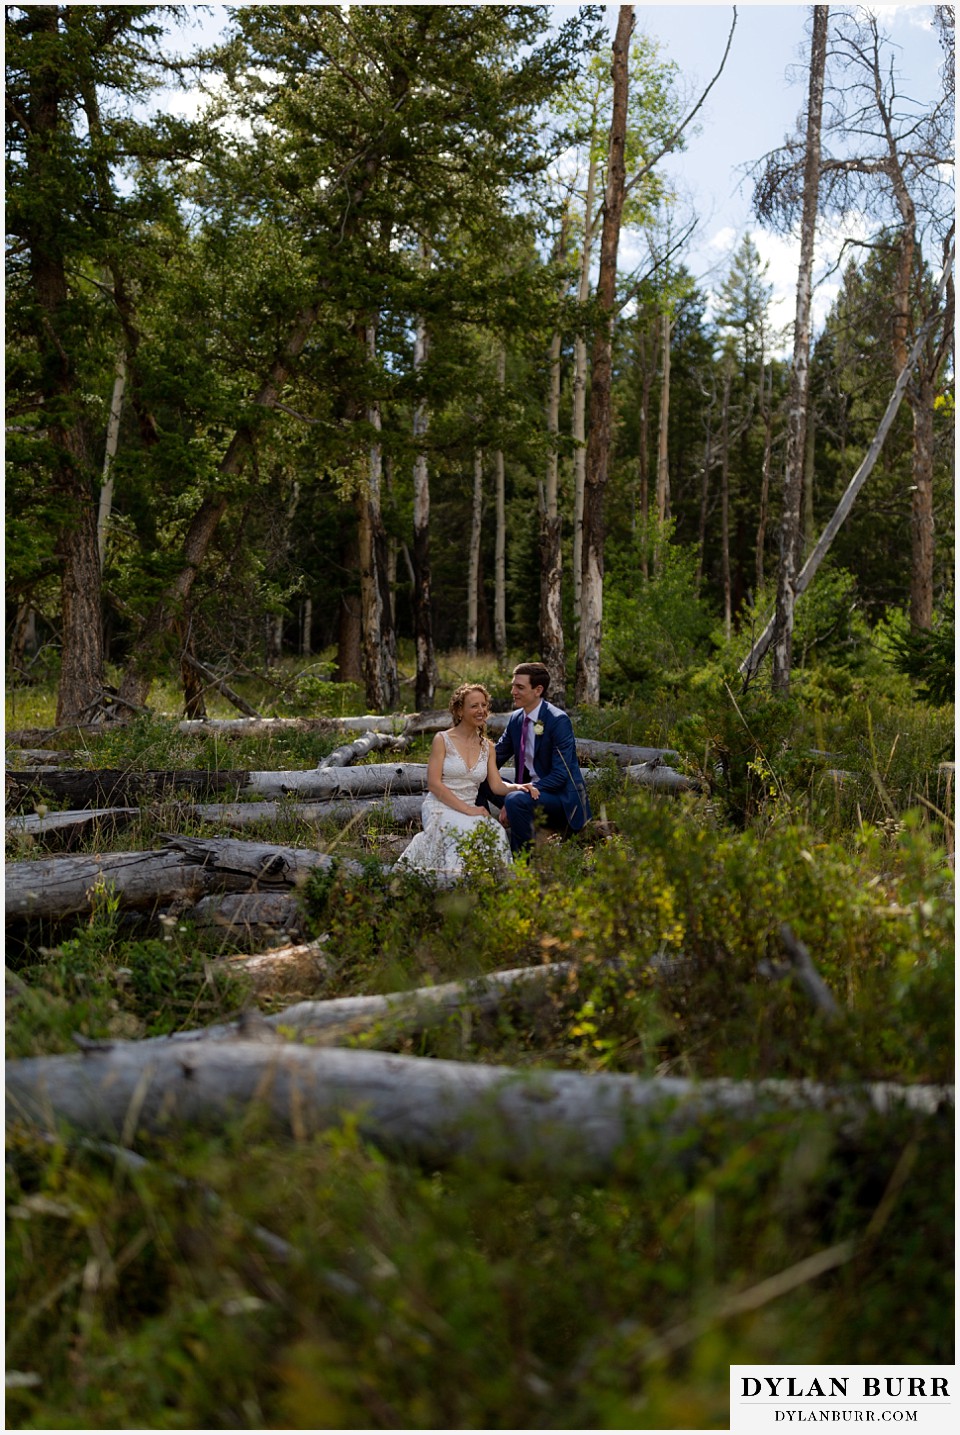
[477,781,571,854]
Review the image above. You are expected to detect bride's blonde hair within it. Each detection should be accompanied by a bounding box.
[449,682,490,726]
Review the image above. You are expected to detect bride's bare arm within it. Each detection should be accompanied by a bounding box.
[427,733,487,815]
[485,744,534,797]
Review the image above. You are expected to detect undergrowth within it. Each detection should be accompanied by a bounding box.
[5,668,955,1428]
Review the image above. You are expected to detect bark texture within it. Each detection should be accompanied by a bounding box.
[575,6,633,706]
[771,5,828,691]
[7,1039,950,1178]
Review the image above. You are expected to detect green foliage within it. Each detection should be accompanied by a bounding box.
[6,890,249,1059]
[883,594,955,704]
[603,523,715,697]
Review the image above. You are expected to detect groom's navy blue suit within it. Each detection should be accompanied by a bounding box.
[490,702,591,854]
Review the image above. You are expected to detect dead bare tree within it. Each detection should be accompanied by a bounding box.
[753,5,955,643]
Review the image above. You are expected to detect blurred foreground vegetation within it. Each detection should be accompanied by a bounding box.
[5,636,954,1429]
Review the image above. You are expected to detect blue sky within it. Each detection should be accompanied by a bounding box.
[618,2,949,337]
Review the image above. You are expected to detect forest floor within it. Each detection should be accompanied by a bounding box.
[4,655,954,1429]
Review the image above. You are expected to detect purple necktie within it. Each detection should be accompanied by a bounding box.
[519,714,530,784]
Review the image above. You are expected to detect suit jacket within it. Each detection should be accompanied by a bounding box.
[495,701,591,830]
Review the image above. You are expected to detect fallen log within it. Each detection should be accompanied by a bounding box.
[6,1039,951,1178]
[5,749,78,767]
[619,762,700,794]
[176,715,409,737]
[177,960,577,1046]
[6,807,140,846]
[225,938,331,994]
[5,848,215,923]
[402,711,677,765]
[240,763,430,800]
[159,794,425,832]
[319,730,410,768]
[9,750,694,818]
[6,837,362,924]
[4,725,112,750]
[7,768,250,810]
[189,892,307,942]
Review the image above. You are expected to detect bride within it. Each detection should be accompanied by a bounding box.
[397,682,529,877]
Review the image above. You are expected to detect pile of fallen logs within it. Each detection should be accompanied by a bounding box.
[6,710,697,851]
[3,711,700,940]
[6,715,952,1178]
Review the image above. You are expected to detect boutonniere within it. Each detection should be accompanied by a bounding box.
[533,721,545,737]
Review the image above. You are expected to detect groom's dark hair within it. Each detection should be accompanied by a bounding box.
[513,661,550,696]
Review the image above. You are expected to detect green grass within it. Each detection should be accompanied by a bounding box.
[5,662,955,1428]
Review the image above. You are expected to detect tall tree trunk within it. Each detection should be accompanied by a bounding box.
[757,358,774,592]
[180,615,208,720]
[411,306,435,708]
[653,310,672,575]
[96,348,126,569]
[301,597,312,658]
[574,5,633,707]
[56,454,104,726]
[466,449,483,658]
[695,435,713,591]
[384,454,397,633]
[572,153,599,625]
[494,343,509,671]
[771,4,828,692]
[357,321,399,711]
[337,520,363,686]
[637,339,655,580]
[26,8,104,726]
[655,312,671,524]
[720,361,733,640]
[801,400,816,557]
[540,326,566,700]
[540,214,568,701]
[265,614,283,667]
[909,374,936,631]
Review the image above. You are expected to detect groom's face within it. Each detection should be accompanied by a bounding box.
[511,674,543,713]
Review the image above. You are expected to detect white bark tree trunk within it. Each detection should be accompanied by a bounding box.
[466,448,483,657]
[655,313,671,525]
[7,1039,949,1178]
[357,320,399,711]
[96,349,126,569]
[574,6,633,707]
[494,344,508,668]
[541,319,566,700]
[771,4,828,691]
[572,151,598,624]
[412,241,437,708]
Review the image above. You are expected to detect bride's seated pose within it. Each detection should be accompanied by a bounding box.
[396,682,532,877]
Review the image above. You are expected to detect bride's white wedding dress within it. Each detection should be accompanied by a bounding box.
[397,731,512,876]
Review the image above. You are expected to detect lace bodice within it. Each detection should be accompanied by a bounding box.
[438,729,488,803]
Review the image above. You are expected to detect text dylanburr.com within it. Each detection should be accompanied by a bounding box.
[730,1368,953,1435]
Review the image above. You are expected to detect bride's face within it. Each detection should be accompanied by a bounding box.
[460,690,488,728]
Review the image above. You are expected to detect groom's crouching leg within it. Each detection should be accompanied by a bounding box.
[503,789,535,853]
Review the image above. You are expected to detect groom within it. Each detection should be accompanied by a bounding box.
[480,662,591,854]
